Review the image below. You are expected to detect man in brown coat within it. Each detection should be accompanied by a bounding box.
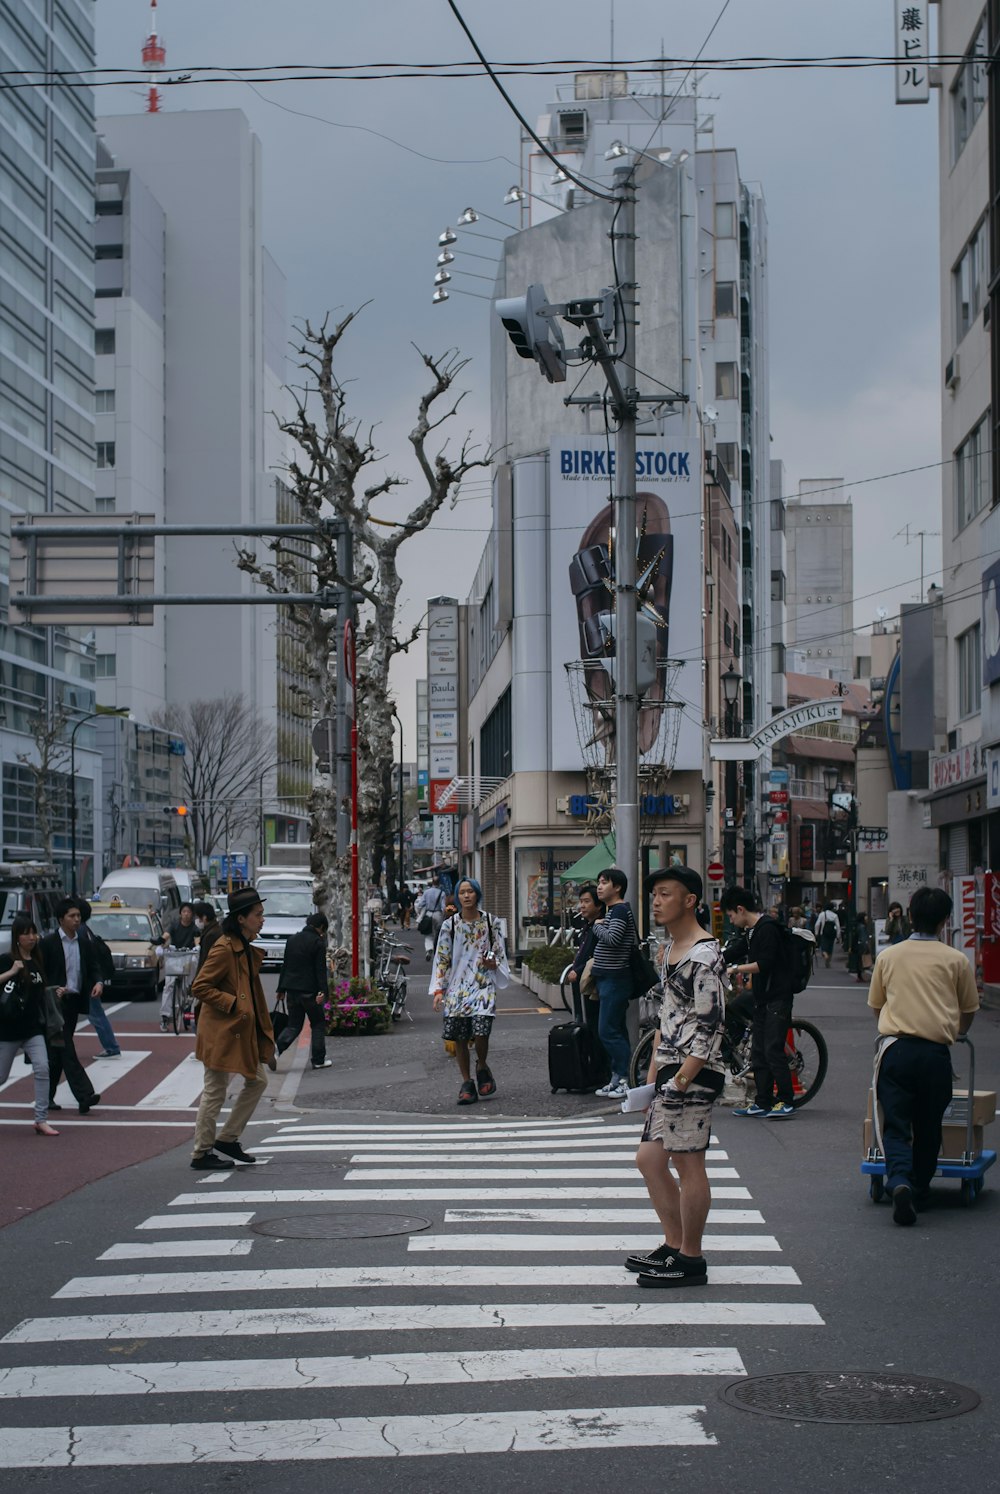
[189,887,276,1170]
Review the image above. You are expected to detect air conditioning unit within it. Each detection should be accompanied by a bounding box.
[946,353,961,391]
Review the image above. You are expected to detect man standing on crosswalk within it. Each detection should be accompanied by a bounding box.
[189,887,277,1171]
[628,865,728,1289]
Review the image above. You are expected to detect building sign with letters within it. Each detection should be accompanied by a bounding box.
[894,1,929,104]
[710,699,844,762]
[930,742,984,792]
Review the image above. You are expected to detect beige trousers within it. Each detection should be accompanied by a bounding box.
[192,1064,268,1158]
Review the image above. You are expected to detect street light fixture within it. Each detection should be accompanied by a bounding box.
[721,661,742,884]
[721,661,742,708]
[70,704,130,895]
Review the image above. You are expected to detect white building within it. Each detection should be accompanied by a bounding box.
[784,478,854,683]
[92,110,310,824]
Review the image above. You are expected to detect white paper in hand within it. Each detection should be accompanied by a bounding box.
[620,1082,655,1114]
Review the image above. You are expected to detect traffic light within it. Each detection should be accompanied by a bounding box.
[162,805,189,816]
[495,283,566,383]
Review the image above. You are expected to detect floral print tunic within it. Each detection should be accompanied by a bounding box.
[430,912,510,1019]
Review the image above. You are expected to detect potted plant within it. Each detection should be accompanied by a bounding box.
[325,977,392,1036]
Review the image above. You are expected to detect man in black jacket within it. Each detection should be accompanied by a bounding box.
[40,899,101,1113]
[275,913,331,1069]
[721,885,796,1119]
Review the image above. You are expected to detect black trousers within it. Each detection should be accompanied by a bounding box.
[276,991,327,1065]
[47,1004,97,1105]
[876,1036,953,1193]
[751,998,794,1106]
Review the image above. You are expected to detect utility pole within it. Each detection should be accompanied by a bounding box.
[335,523,355,877]
[611,166,640,910]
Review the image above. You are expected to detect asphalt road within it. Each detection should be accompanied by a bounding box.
[0,940,997,1489]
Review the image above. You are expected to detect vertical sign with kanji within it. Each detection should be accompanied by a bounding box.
[895,1,930,104]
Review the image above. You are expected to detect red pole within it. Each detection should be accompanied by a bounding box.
[346,620,360,977]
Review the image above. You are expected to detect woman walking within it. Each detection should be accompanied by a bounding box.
[814,903,840,969]
[0,915,58,1135]
[853,912,873,982]
[431,877,509,1105]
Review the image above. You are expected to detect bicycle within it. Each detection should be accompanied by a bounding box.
[162,947,198,1035]
[372,928,411,1023]
[627,992,828,1108]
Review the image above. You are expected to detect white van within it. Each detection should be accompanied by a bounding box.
[96,868,181,921]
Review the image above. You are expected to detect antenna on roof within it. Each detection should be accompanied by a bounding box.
[141,0,166,114]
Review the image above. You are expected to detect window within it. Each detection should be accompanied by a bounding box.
[94,199,123,217]
[955,415,990,531]
[715,202,736,238]
[770,499,786,533]
[716,442,737,478]
[771,643,786,673]
[715,281,736,317]
[96,441,115,469]
[723,609,732,648]
[94,243,123,260]
[95,327,115,355]
[770,570,785,602]
[957,623,982,718]
[715,362,737,400]
[95,496,115,513]
[95,653,116,678]
[953,221,986,341]
[480,688,512,782]
[952,14,987,162]
[95,388,115,413]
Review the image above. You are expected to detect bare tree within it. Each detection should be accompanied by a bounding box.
[17,699,73,863]
[235,309,488,942]
[152,696,274,869]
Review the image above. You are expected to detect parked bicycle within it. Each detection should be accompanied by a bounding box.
[371,926,411,1023]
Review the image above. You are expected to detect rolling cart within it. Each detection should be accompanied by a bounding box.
[862,1034,996,1207]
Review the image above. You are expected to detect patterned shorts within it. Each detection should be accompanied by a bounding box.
[442,1013,494,1042]
[641,1083,717,1154]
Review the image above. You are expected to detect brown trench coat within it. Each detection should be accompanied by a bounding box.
[192,934,275,1079]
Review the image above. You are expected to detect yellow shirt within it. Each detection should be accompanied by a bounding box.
[868,938,979,1045]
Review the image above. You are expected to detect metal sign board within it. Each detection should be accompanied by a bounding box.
[430,745,458,778]
[9,513,156,625]
[430,711,458,744]
[856,827,889,853]
[710,700,845,761]
[429,779,456,814]
[894,0,930,104]
[433,815,456,851]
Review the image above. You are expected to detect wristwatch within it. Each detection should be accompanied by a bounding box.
[674,1072,691,1089]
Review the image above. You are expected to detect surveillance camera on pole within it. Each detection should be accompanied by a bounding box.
[495,283,566,384]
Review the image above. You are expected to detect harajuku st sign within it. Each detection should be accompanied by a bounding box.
[709,699,844,762]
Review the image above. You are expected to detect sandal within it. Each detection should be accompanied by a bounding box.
[476,1067,497,1099]
[457,1080,478,1105]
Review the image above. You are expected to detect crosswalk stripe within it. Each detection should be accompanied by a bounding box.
[271,1119,625,1134]
[0,1345,746,1399]
[345,1167,741,1180]
[53,1049,151,1107]
[408,1233,780,1254]
[330,1151,697,1165]
[52,1261,796,1302]
[97,1241,253,1261]
[257,1131,654,1147]
[265,1127,721,1145]
[0,1405,717,1465]
[137,1214,255,1230]
[442,1208,765,1225]
[10,1296,820,1341]
[139,1054,206,1110]
[168,1185,754,1204]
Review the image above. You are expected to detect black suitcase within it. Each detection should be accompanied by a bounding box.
[548,980,610,1093]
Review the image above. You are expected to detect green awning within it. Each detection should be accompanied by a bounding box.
[558,835,616,883]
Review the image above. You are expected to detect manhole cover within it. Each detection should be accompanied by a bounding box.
[251,1212,432,1240]
[721,1372,980,1425]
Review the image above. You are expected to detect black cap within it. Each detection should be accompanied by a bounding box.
[645,864,703,902]
[228,886,266,916]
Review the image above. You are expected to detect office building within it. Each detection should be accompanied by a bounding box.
[784,478,855,682]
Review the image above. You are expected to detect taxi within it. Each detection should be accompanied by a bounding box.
[87,897,166,1001]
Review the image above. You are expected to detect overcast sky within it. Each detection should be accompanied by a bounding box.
[95,0,943,739]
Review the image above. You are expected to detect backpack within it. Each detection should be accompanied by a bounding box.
[781,923,816,994]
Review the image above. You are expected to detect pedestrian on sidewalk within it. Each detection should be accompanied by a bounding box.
[853,912,873,982]
[886,901,911,945]
[193,902,222,970]
[591,866,639,1101]
[189,887,277,1171]
[40,899,101,1115]
[868,885,979,1225]
[72,899,120,1057]
[275,912,331,1070]
[629,865,728,1289]
[417,875,446,962]
[720,885,797,1119]
[814,903,840,968]
[431,877,509,1105]
[565,883,604,1000]
[397,882,415,929]
[0,915,58,1135]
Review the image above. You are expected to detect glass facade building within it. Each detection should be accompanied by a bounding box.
[0,0,98,872]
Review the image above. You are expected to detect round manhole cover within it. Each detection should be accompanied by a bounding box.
[251,1212,432,1240]
[721,1372,980,1425]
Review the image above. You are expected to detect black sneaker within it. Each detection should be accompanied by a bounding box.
[78,1092,101,1115]
[190,1151,235,1171]
[625,1242,679,1274]
[892,1185,916,1226]
[637,1252,708,1289]
[213,1140,258,1164]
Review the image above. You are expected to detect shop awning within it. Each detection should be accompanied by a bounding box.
[558,835,616,883]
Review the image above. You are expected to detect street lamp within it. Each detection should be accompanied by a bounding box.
[721,662,742,884]
[391,710,405,892]
[822,763,838,903]
[825,766,858,965]
[69,705,130,895]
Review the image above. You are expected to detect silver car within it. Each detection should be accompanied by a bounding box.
[252,885,318,969]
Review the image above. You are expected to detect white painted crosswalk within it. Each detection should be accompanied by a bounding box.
[0,1112,824,1470]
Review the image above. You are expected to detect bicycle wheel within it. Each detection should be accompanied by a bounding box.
[786,1019,828,1108]
[628,1027,657,1089]
[391,978,407,1021]
[170,977,183,1036]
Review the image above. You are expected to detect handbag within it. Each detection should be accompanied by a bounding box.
[0,976,30,1025]
[418,913,433,936]
[628,942,660,999]
[43,986,66,1044]
[270,994,288,1040]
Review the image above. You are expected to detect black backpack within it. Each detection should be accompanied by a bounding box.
[779,923,816,995]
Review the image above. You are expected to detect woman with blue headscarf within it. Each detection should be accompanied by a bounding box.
[431,877,510,1104]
